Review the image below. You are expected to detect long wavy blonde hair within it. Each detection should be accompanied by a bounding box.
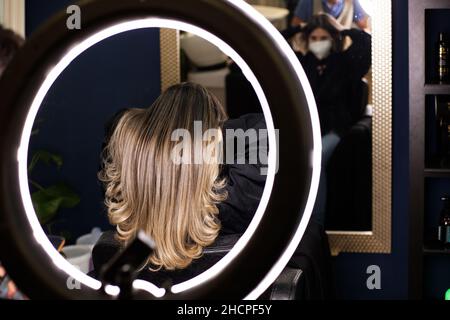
[98,83,228,270]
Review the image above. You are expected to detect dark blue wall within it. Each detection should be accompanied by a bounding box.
[25,0,161,243]
[332,0,410,299]
[25,0,73,36]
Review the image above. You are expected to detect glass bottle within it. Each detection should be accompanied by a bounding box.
[438,195,450,247]
[438,32,450,84]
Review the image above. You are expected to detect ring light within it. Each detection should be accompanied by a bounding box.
[0,0,321,299]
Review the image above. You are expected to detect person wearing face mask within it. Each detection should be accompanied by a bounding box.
[285,13,371,226]
[298,14,371,136]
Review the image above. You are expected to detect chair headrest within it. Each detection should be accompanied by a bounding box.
[92,231,242,277]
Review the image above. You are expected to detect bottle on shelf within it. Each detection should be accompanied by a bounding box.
[438,32,449,84]
[438,195,450,248]
[435,97,450,167]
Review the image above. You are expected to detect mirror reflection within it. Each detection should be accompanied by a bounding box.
[280,0,373,231]
[25,1,373,280]
[24,28,274,287]
[183,0,373,232]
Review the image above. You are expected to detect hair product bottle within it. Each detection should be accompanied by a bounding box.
[438,32,449,84]
[438,195,450,247]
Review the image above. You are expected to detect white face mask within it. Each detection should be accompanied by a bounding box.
[309,39,333,60]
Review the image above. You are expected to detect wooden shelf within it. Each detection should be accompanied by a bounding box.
[423,241,450,256]
[409,0,450,298]
[424,168,450,178]
[424,157,450,177]
[424,84,450,95]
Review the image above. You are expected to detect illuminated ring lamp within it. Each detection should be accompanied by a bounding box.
[0,0,321,299]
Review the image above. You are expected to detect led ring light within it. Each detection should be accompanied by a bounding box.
[0,0,321,299]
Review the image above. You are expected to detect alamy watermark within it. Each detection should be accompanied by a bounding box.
[366,265,381,290]
[66,5,81,30]
[170,121,279,175]
[66,266,81,290]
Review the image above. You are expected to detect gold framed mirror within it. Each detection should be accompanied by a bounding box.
[326,0,392,255]
[163,0,392,256]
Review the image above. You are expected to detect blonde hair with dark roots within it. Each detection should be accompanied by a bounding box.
[98,83,228,270]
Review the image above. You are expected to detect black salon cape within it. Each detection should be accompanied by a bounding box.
[92,112,334,299]
[217,113,268,234]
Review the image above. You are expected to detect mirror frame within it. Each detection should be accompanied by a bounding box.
[167,0,392,255]
[326,0,392,255]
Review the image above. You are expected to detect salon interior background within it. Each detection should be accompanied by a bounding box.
[19,0,413,299]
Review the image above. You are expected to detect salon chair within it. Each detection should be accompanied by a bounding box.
[325,116,372,231]
[91,232,303,300]
[91,220,333,300]
[325,80,372,231]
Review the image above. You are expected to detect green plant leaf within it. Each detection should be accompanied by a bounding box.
[28,150,63,173]
[31,182,80,225]
[32,194,63,225]
[42,182,80,208]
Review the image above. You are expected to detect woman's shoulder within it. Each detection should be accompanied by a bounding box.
[91,230,122,276]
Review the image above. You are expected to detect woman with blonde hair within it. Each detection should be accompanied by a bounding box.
[93,82,267,283]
